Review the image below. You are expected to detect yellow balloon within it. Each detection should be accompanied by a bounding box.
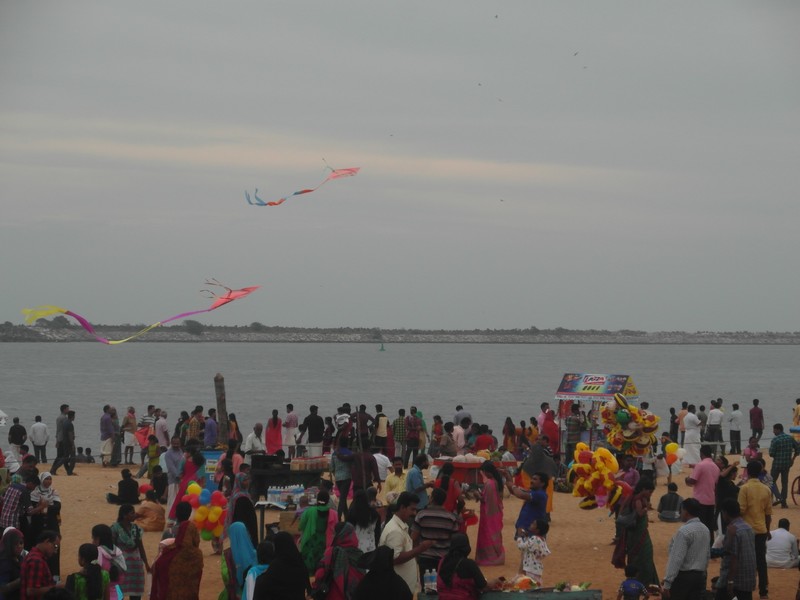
[195,506,209,520]
[665,442,679,454]
[208,511,220,524]
[213,524,224,537]
[575,442,589,453]
[187,483,202,496]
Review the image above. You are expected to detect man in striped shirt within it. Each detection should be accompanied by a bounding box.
[661,498,710,599]
[410,487,459,590]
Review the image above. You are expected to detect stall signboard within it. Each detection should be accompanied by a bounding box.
[554,373,638,403]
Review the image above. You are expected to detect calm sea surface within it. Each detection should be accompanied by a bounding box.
[2,343,799,449]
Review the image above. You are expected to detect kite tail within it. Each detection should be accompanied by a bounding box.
[21,306,68,324]
[105,322,164,345]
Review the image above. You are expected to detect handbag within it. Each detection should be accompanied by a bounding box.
[311,549,337,600]
[616,506,637,529]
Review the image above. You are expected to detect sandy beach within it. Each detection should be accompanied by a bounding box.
[49,458,800,599]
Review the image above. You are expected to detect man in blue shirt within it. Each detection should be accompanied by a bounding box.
[204,409,218,449]
[406,453,434,509]
[507,472,549,532]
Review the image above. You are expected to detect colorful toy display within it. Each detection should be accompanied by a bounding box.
[599,393,660,456]
[181,482,228,541]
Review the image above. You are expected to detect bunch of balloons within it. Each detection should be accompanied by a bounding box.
[182,482,228,541]
[663,442,686,467]
[600,393,660,456]
[569,443,631,509]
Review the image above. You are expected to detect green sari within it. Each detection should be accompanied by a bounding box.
[299,505,331,572]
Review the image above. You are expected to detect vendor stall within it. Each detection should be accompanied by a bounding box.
[554,373,639,454]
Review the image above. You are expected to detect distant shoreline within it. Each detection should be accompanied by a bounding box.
[3,323,800,344]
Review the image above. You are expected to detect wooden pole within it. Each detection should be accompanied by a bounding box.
[214,373,229,446]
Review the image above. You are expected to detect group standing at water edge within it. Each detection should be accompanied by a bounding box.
[1,398,800,599]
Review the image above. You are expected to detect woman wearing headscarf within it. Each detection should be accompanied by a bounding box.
[27,472,61,576]
[312,523,366,600]
[150,520,203,600]
[299,490,335,573]
[221,522,256,600]
[0,528,24,600]
[353,545,412,600]
[242,541,273,600]
[475,462,504,566]
[437,533,497,600]
[224,473,258,548]
[252,531,310,600]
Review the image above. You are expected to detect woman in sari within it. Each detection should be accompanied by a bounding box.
[299,490,334,573]
[253,531,310,600]
[475,461,504,566]
[150,520,203,600]
[312,523,366,600]
[615,478,659,586]
[502,417,517,455]
[434,462,463,513]
[265,411,282,455]
[221,522,256,600]
[168,447,205,520]
[223,473,258,548]
[111,504,150,600]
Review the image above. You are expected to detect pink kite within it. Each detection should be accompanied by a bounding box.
[246,167,360,207]
[22,280,260,345]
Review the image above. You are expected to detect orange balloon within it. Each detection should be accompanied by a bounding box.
[666,453,678,465]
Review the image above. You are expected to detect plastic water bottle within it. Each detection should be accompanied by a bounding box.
[430,569,437,593]
[423,569,435,593]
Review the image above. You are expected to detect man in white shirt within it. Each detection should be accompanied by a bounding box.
[766,518,799,568]
[242,423,266,465]
[379,491,434,594]
[536,402,549,432]
[30,416,50,464]
[453,419,468,455]
[155,410,171,451]
[372,447,392,482]
[706,400,725,455]
[728,403,744,454]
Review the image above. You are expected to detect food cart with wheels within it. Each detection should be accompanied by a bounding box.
[555,373,639,455]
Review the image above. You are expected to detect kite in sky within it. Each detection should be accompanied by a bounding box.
[21,280,260,345]
[246,166,360,207]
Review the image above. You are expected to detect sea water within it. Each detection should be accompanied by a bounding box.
[1,342,798,449]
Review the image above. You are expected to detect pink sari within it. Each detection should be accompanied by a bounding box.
[476,478,505,565]
[169,456,200,519]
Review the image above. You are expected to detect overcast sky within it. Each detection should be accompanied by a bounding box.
[2,1,799,332]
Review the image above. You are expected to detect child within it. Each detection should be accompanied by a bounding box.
[67,543,111,600]
[616,565,648,600]
[85,448,96,463]
[366,486,382,508]
[656,483,683,522]
[516,518,551,586]
[145,435,161,478]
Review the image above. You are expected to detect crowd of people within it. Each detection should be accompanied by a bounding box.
[0,397,799,600]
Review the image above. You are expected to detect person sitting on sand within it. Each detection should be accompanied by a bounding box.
[106,469,140,505]
[135,490,166,532]
[657,483,683,522]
